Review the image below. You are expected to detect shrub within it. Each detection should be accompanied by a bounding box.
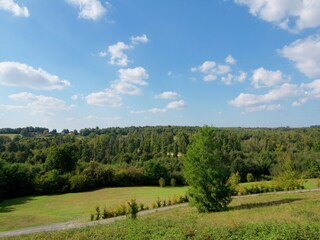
[127,199,139,220]
[246,173,254,182]
[95,206,101,220]
[156,197,162,208]
[227,172,241,195]
[159,177,166,187]
[170,178,176,187]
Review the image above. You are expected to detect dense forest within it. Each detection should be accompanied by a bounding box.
[1,126,320,201]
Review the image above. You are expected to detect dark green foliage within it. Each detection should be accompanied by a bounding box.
[127,199,139,219]
[144,160,168,185]
[95,206,101,220]
[184,127,232,212]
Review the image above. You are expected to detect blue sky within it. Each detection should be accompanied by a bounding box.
[1,0,320,130]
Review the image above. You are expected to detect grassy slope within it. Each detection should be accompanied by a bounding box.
[0,134,19,140]
[12,191,320,240]
[0,187,187,232]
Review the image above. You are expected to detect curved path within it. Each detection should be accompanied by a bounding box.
[1,188,320,238]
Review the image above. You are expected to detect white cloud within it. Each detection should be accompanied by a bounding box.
[251,67,290,88]
[131,34,149,45]
[225,54,237,65]
[155,91,179,99]
[98,51,107,57]
[3,92,74,113]
[85,89,122,107]
[108,42,132,67]
[191,55,241,83]
[0,62,70,90]
[237,71,247,83]
[166,100,186,110]
[66,0,107,21]
[280,35,320,79]
[148,108,167,114]
[234,0,320,32]
[118,67,148,85]
[230,83,302,108]
[106,34,148,66]
[110,67,149,95]
[111,81,141,95]
[0,0,29,17]
[221,74,234,85]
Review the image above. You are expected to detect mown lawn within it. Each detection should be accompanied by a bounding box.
[0,186,187,232]
[10,191,320,240]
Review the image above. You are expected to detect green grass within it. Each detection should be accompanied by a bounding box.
[10,191,320,240]
[304,178,320,189]
[0,186,187,232]
[0,134,19,140]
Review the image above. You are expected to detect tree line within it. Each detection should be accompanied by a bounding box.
[0,126,319,201]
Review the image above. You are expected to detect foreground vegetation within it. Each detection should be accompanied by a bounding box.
[8,191,320,239]
[0,186,187,232]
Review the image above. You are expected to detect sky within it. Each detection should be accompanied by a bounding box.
[1,0,320,130]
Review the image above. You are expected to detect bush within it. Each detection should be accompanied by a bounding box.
[159,177,166,187]
[246,173,254,182]
[170,178,176,187]
[127,199,139,219]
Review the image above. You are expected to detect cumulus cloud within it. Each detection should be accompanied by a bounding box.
[110,67,149,95]
[106,34,149,66]
[225,54,237,65]
[166,100,186,110]
[85,89,122,107]
[118,67,149,85]
[234,0,320,32]
[191,54,246,85]
[111,81,141,95]
[0,92,75,114]
[230,83,305,112]
[191,60,231,82]
[0,62,70,90]
[280,35,320,79]
[251,67,290,88]
[66,0,107,20]
[130,34,149,45]
[155,91,179,100]
[108,42,132,66]
[0,0,29,17]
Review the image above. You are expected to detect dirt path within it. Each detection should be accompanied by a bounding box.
[0,203,188,238]
[1,188,320,238]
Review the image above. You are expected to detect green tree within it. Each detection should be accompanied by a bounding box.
[184,127,232,212]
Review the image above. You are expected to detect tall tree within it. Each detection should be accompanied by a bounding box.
[184,126,232,212]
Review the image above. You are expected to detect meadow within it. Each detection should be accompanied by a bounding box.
[1,179,318,232]
[0,186,187,232]
[8,191,320,240]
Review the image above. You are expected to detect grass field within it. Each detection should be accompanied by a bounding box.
[0,186,187,232]
[0,134,19,140]
[10,191,320,240]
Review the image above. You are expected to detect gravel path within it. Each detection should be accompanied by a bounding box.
[1,188,320,238]
[0,203,188,238]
